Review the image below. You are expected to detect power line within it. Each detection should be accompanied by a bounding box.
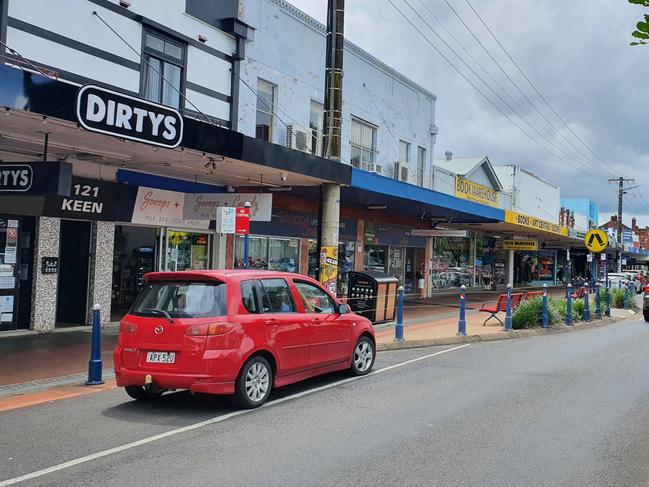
[400,0,612,178]
[462,0,626,177]
[439,0,616,178]
[389,0,612,180]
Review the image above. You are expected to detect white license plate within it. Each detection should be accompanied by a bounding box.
[146,351,176,364]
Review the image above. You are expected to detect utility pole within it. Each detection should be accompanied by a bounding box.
[609,177,635,272]
[318,0,344,294]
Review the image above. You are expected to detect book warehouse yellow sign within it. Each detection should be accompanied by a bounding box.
[503,240,538,251]
[454,177,499,207]
[505,210,569,236]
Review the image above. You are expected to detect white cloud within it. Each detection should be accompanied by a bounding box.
[287,0,649,224]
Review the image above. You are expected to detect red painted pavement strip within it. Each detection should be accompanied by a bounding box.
[0,380,118,413]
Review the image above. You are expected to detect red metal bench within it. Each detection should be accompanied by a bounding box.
[524,291,543,300]
[480,292,525,326]
[571,287,585,300]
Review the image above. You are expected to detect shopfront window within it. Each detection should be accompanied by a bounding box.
[308,239,319,279]
[268,238,299,273]
[166,231,212,272]
[364,245,387,273]
[430,237,472,289]
[234,236,299,272]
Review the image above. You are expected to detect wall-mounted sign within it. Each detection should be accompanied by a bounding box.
[235,207,251,235]
[183,193,273,222]
[216,207,236,234]
[76,85,183,148]
[0,162,72,195]
[505,210,569,236]
[131,187,208,229]
[41,257,59,274]
[502,239,538,251]
[410,229,468,237]
[43,177,137,222]
[454,177,500,207]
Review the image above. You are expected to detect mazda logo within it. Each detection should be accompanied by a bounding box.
[154,325,164,335]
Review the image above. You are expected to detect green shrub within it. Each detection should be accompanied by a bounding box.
[611,288,625,308]
[512,296,561,329]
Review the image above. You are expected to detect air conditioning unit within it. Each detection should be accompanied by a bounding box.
[362,162,382,174]
[394,162,409,182]
[285,124,311,153]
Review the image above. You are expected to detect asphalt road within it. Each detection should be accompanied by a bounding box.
[2,317,649,486]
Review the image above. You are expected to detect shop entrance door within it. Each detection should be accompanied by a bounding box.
[56,220,91,326]
[165,229,212,271]
[388,246,405,285]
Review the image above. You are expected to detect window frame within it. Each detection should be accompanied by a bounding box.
[309,99,324,156]
[256,78,276,142]
[293,279,337,314]
[140,28,186,110]
[240,279,262,314]
[259,278,297,314]
[350,116,378,170]
[417,146,426,187]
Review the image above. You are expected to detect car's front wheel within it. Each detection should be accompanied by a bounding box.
[234,356,273,408]
[124,385,162,401]
[644,313,649,323]
[350,336,375,376]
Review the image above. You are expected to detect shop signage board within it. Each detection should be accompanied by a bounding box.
[454,177,500,207]
[320,246,338,293]
[235,207,251,235]
[76,85,183,148]
[410,229,468,237]
[0,161,72,195]
[43,177,137,222]
[216,207,236,234]
[502,239,538,251]
[584,229,608,253]
[131,187,209,229]
[505,210,569,236]
[183,193,272,222]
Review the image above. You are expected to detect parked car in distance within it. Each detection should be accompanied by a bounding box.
[114,270,376,408]
[599,272,641,293]
[644,284,649,322]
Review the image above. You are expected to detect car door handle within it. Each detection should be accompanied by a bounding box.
[265,318,277,325]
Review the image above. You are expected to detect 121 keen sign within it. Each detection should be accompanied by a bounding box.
[76,85,183,148]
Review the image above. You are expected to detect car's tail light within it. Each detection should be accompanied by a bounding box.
[119,322,137,334]
[644,286,649,293]
[185,323,234,336]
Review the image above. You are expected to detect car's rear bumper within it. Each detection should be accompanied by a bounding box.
[115,368,235,395]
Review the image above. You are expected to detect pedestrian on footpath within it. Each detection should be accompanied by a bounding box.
[417,265,425,299]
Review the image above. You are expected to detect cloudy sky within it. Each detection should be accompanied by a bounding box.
[289,0,649,226]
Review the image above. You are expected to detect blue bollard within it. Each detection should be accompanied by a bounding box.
[566,283,573,325]
[394,286,404,342]
[605,278,611,318]
[541,284,549,328]
[624,282,630,309]
[595,283,602,319]
[504,283,513,331]
[583,287,590,322]
[86,304,104,386]
[457,285,467,336]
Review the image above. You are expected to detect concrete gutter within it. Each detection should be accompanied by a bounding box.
[377,315,630,351]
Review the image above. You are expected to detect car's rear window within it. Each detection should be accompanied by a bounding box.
[130,281,227,318]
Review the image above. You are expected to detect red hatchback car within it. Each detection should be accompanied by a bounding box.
[114,270,376,408]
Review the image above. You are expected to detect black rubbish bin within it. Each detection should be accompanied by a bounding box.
[347,271,399,324]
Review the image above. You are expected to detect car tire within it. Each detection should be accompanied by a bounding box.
[234,356,273,409]
[644,314,649,323]
[350,336,376,376]
[124,385,162,401]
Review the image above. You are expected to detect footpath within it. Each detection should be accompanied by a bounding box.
[0,287,635,411]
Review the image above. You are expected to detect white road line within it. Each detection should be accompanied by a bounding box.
[0,343,470,486]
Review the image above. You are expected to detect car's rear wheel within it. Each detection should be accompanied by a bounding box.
[234,356,273,409]
[124,385,162,401]
[644,313,649,323]
[350,336,375,376]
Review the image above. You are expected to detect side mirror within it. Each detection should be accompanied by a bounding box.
[338,303,351,315]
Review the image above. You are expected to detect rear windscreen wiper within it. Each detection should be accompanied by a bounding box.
[143,308,174,323]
